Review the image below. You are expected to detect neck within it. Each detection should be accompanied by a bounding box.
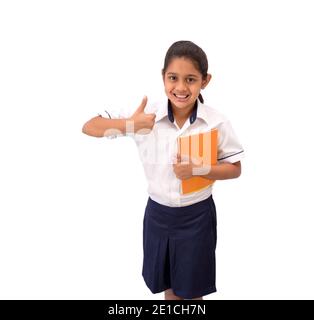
[171,102,195,120]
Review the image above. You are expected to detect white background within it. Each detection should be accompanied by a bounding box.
[1,0,313,299]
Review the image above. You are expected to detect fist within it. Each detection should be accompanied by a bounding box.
[172,154,194,180]
[173,154,209,180]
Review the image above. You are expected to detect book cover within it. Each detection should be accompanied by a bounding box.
[177,129,218,195]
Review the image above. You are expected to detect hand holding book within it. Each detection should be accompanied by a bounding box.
[172,154,212,180]
[175,129,218,195]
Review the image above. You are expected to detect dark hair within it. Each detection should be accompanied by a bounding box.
[162,40,208,103]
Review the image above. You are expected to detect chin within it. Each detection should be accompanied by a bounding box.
[168,96,195,109]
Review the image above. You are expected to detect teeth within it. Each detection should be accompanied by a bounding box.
[175,94,189,99]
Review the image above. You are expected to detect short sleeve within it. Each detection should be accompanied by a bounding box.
[217,120,244,163]
[97,106,133,139]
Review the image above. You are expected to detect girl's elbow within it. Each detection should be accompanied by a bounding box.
[82,122,89,135]
[82,122,92,136]
[233,161,242,178]
[82,121,103,138]
[235,169,241,178]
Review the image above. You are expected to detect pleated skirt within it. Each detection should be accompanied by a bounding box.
[142,195,217,299]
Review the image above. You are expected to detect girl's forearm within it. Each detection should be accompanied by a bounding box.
[82,116,128,137]
[199,162,241,180]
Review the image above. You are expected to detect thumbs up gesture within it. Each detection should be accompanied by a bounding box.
[129,96,156,134]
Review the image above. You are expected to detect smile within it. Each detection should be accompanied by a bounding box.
[173,93,190,100]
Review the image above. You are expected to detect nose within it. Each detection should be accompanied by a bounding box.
[176,80,188,92]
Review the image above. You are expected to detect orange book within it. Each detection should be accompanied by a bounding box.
[177,129,218,195]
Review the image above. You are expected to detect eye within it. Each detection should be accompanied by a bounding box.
[168,75,176,81]
[186,77,196,83]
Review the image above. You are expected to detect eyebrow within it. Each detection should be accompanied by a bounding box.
[166,72,199,78]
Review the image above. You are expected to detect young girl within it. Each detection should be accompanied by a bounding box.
[82,41,244,300]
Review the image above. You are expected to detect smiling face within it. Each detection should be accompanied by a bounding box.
[163,57,211,114]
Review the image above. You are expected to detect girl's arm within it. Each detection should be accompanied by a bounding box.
[82,96,156,138]
[200,161,241,180]
[82,116,128,138]
[173,158,241,181]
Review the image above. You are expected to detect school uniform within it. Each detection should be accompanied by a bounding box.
[98,98,244,299]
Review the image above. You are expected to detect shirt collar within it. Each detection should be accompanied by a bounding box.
[195,100,211,126]
[155,98,210,126]
[167,99,198,124]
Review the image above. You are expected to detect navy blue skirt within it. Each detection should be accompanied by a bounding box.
[142,196,217,299]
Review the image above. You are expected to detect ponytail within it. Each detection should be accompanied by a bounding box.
[198,93,204,103]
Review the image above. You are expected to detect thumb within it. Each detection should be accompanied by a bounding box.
[135,96,148,114]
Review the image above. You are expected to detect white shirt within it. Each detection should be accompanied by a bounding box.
[99,98,244,207]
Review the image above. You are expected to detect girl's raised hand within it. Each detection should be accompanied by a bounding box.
[129,96,156,134]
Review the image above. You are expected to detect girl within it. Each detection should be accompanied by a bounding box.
[82,41,244,300]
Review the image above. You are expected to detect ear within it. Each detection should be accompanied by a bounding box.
[201,74,212,89]
[161,69,165,83]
